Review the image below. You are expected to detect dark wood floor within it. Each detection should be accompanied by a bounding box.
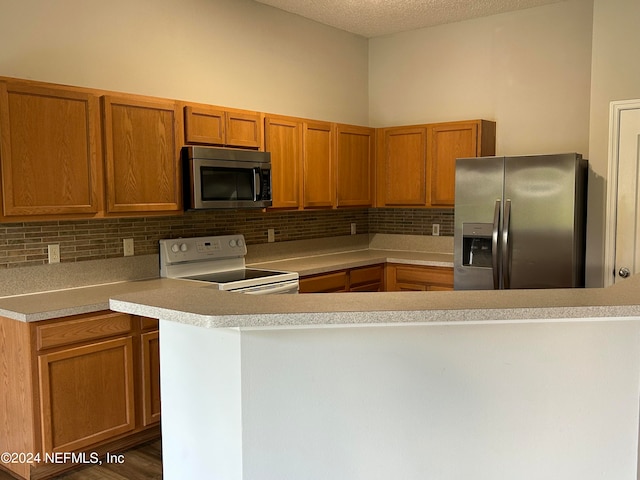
[0,440,162,480]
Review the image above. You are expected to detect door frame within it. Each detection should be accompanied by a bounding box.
[604,99,640,286]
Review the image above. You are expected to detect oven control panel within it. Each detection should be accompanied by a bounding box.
[160,235,248,266]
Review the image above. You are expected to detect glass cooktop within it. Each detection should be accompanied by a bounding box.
[182,268,285,284]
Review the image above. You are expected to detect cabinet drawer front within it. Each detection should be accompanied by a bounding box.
[349,265,384,287]
[300,271,348,293]
[394,265,453,286]
[139,316,159,331]
[36,312,132,350]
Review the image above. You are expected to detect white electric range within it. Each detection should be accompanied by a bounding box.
[159,235,299,294]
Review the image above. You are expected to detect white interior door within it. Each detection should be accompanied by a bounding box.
[605,100,640,286]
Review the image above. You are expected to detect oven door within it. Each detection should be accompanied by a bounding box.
[188,158,272,209]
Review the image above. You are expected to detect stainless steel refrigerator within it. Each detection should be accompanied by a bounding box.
[454,153,587,290]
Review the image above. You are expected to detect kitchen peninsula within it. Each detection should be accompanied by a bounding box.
[109,277,640,480]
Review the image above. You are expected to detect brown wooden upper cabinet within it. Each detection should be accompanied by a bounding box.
[265,115,303,209]
[336,124,375,208]
[184,104,262,149]
[102,95,183,214]
[0,81,103,219]
[265,116,372,210]
[377,119,495,207]
[303,120,334,208]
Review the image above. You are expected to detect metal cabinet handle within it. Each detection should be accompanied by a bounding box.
[619,267,631,278]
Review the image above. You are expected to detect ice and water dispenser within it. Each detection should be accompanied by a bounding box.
[461,223,493,268]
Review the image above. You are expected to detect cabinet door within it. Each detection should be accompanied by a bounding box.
[38,336,136,452]
[102,95,182,213]
[265,116,302,209]
[303,121,334,208]
[141,330,161,426]
[226,111,262,149]
[0,82,102,217]
[184,105,225,145]
[428,122,478,207]
[382,127,427,206]
[336,124,374,207]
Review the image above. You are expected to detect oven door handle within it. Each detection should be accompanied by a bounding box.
[254,168,262,201]
[237,281,299,295]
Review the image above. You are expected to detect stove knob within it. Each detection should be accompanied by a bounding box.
[180,243,188,252]
[171,244,180,253]
[237,238,244,247]
[229,239,237,247]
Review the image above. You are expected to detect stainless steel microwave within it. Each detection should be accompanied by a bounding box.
[183,146,272,209]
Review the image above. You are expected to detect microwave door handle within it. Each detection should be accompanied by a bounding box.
[254,168,261,201]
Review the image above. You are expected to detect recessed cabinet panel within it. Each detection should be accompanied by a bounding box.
[265,116,302,209]
[336,125,374,207]
[38,336,136,452]
[428,123,477,206]
[304,121,334,208]
[0,82,101,217]
[102,95,182,213]
[226,112,262,149]
[383,128,427,206]
[184,105,225,145]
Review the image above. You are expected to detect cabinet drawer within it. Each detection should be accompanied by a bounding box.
[393,265,453,288]
[36,312,133,351]
[299,271,348,293]
[349,265,384,288]
[139,316,159,331]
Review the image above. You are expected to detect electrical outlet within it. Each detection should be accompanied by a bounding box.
[432,224,440,236]
[351,223,357,235]
[267,228,275,243]
[123,238,134,257]
[48,244,60,264]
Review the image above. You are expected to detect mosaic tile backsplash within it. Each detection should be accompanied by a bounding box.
[0,208,453,269]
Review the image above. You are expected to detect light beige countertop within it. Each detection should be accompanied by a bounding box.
[249,249,453,276]
[0,278,185,322]
[108,274,640,329]
[3,234,638,327]
[0,244,452,322]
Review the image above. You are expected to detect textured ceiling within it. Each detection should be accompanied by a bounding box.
[254,0,566,37]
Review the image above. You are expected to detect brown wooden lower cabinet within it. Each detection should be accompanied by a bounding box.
[299,264,385,293]
[0,311,160,480]
[300,263,453,293]
[385,264,454,291]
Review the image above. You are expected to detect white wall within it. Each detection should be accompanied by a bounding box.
[0,0,369,125]
[368,0,594,156]
[586,0,640,286]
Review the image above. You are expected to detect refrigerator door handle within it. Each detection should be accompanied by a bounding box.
[502,199,512,289]
[492,199,501,289]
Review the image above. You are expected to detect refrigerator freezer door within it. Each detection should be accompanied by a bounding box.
[503,153,584,288]
[454,156,504,290]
